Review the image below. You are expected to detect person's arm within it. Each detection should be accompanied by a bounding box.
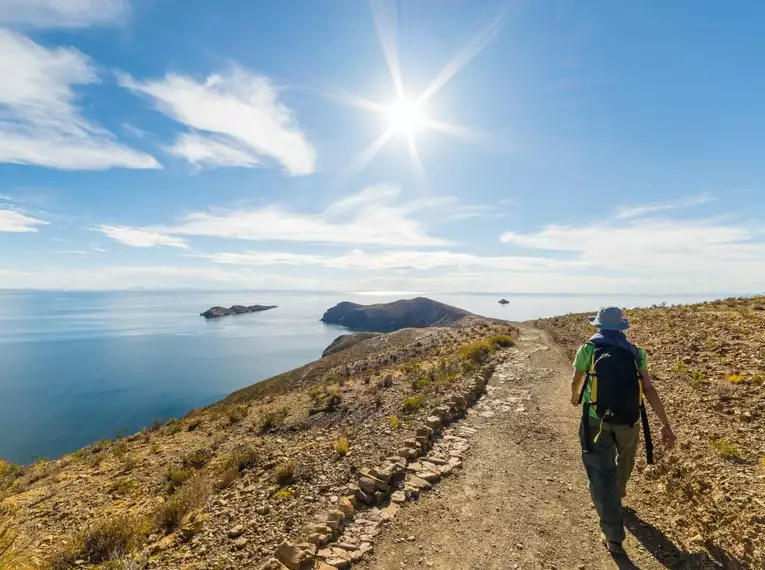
[640,370,677,449]
[571,369,585,406]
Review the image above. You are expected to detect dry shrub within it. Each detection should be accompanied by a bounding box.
[49,514,149,567]
[225,404,248,424]
[224,444,259,473]
[154,474,211,532]
[182,448,213,469]
[274,461,296,487]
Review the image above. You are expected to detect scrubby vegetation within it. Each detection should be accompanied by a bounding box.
[154,474,211,532]
[458,335,514,363]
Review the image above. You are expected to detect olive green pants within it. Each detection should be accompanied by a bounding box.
[579,417,640,543]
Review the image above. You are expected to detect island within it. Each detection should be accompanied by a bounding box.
[498,298,510,305]
[320,296,472,333]
[200,304,277,319]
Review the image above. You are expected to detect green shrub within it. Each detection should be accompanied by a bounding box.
[710,437,743,461]
[164,466,194,495]
[274,488,293,501]
[402,394,425,415]
[107,478,138,497]
[410,376,431,392]
[388,415,400,428]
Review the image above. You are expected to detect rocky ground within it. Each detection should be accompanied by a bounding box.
[2,297,762,570]
[535,298,765,569]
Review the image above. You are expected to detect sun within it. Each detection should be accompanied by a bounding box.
[385,99,428,135]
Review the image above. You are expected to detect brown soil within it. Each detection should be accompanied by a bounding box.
[358,326,734,570]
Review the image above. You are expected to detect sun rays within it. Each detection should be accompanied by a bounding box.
[331,0,510,180]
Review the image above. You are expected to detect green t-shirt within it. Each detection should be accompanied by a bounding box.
[574,343,648,418]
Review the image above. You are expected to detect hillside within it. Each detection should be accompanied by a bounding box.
[320,297,472,333]
[0,315,516,569]
[534,296,765,568]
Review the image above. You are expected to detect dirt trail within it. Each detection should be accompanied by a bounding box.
[358,327,697,570]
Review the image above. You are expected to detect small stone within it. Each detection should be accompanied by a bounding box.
[233,537,248,549]
[391,490,406,504]
[407,535,416,541]
[228,524,245,538]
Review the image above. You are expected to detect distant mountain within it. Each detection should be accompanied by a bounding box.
[320,297,472,333]
[200,304,277,318]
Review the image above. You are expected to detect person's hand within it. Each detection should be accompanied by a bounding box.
[661,425,676,450]
[570,394,579,407]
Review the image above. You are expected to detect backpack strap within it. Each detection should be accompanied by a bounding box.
[640,403,654,465]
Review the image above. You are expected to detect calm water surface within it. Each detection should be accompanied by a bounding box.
[0,290,722,462]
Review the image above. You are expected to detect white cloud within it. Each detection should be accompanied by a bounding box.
[168,133,260,168]
[120,68,316,174]
[96,225,189,249]
[500,214,765,287]
[615,193,713,219]
[0,29,159,170]
[160,184,455,246]
[0,0,128,28]
[197,249,582,272]
[0,208,48,232]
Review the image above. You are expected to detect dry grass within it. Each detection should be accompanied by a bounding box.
[457,335,514,364]
[274,461,296,486]
[182,448,213,469]
[389,415,400,428]
[154,474,211,532]
[48,514,149,567]
[332,437,350,457]
[0,524,35,570]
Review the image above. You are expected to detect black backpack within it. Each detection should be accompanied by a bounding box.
[579,342,654,463]
[584,343,642,425]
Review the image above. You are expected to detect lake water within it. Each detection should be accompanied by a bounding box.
[0,290,724,462]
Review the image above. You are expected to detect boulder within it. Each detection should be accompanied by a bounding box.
[274,541,315,570]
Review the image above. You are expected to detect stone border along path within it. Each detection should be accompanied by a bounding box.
[257,356,501,570]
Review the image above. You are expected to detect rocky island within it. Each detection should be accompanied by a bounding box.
[200,304,277,318]
[320,297,472,333]
[498,298,510,305]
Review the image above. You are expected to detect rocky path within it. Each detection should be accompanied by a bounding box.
[357,327,673,570]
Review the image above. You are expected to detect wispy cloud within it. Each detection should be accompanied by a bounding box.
[120,67,316,175]
[615,193,713,219]
[196,248,584,272]
[500,209,765,287]
[0,0,129,29]
[96,225,189,249]
[0,207,48,232]
[157,184,458,246]
[0,29,159,170]
[168,133,261,168]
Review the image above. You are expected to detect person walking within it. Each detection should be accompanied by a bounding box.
[570,306,676,555]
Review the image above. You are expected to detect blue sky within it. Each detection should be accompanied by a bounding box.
[1,0,763,293]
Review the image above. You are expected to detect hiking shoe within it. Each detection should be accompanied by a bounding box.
[600,533,626,555]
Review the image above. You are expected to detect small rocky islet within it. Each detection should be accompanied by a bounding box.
[200,304,277,318]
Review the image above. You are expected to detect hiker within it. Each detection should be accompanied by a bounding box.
[570,306,676,555]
